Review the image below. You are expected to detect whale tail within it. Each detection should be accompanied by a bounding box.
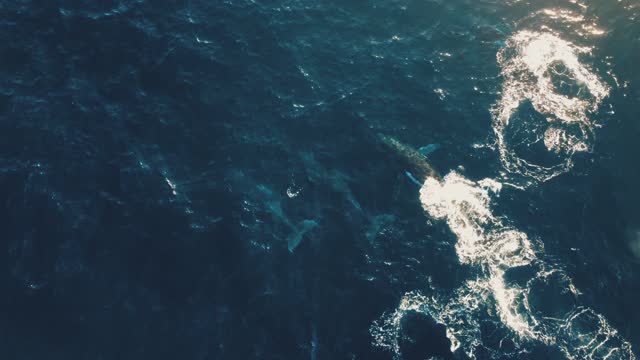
[288,219,319,252]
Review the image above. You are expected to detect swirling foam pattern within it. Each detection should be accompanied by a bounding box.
[373,173,635,359]
[372,5,635,359]
[492,9,610,184]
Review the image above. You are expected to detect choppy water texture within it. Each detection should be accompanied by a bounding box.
[1,0,639,359]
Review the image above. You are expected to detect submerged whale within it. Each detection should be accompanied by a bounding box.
[378,134,441,183]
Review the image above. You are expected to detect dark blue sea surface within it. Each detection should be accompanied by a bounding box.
[1,1,639,359]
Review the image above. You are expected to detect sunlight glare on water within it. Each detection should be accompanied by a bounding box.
[492,8,611,183]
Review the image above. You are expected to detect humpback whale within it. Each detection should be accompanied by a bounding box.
[378,134,441,183]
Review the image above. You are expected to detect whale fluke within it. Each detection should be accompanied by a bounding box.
[287,219,319,252]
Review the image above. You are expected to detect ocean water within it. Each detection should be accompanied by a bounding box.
[1,0,639,359]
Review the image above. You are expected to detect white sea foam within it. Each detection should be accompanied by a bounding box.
[372,5,633,359]
[492,11,610,183]
[372,172,636,359]
[420,173,540,339]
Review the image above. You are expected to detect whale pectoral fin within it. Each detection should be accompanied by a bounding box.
[418,143,441,157]
[404,171,423,187]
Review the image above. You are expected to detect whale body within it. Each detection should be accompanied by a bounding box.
[378,134,441,183]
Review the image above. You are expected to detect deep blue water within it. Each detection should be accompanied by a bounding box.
[1,1,639,359]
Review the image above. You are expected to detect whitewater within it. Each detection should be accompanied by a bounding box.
[372,5,635,360]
